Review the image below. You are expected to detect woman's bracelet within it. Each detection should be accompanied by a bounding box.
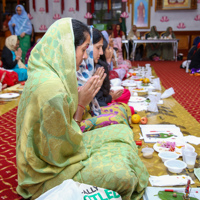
[74,119,81,126]
[78,104,85,110]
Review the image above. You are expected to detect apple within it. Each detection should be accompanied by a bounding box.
[140,117,148,124]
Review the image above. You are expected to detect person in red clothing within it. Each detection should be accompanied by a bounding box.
[112,24,125,38]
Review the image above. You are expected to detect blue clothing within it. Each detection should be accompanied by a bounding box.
[8,5,32,36]
[11,51,28,81]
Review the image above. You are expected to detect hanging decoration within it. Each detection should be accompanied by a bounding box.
[33,0,36,11]
[122,0,127,2]
[85,0,91,3]
[17,0,20,4]
[127,0,132,13]
[107,0,111,13]
[61,0,65,14]
[45,0,49,13]
[84,12,93,19]
[54,0,60,2]
[3,0,6,13]
[91,0,95,14]
[76,0,79,11]
[120,11,129,18]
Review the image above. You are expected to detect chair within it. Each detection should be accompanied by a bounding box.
[160,31,165,38]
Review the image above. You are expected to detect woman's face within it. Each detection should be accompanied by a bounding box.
[75,33,90,71]
[169,28,172,33]
[105,44,112,61]
[116,25,120,31]
[16,6,22,15]
[93,38,103,64]
[109,35,113,47]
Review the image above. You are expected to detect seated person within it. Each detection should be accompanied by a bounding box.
[162,27,176,60]
[189,42,200,71]
[77,28,133,131]
[113,37,132,70]
[187,36,200,60]
[1,35,28,81]
[127,25,143,60]
[146,26,161,61]
[112,24,124,38]
[16,18,149,199]
[101,30,126,80]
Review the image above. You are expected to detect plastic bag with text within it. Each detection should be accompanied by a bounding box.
[36,179,122,200]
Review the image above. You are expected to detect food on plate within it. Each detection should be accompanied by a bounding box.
[143,78,150,83]
[157,141,176,152]
[133,88,144,91]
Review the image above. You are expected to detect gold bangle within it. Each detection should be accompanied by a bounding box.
[74,119,81,125]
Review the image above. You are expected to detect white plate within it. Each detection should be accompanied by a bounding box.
[110,86,124,91]
[0,93,20,99]
[132,88,147,93]
[129,96,146,102]
[122,82,136,87]
[153,143,195,156]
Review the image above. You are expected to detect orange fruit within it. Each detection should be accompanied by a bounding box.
[139,78,143,81]
[131,114,141,124]
[132,73,136,76]
[143,78,150,83]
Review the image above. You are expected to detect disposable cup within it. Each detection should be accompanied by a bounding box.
[136,81,142,88]
[184,151,197,169]
[145,63,151,68]
[182,146,195,162]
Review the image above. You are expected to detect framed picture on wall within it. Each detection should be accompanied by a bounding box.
[132,0,151,29]
[155,0,197,10]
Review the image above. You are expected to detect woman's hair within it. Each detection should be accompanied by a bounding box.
[71,19,90,49]
[98,36,110,96]
[93,28,103,44]
[100,36,108,62]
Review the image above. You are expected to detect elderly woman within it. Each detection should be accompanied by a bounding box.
[8,5,32,62]
[1,35,28,81]
[162,27,176,60]
[146,26,161,61]
[16,18,148,199]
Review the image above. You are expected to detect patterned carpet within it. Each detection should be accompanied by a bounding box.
[0,107,22,200]
[133,61,200,123]
[0,61,199,199]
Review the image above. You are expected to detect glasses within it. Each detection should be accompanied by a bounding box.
[17,10,22,12]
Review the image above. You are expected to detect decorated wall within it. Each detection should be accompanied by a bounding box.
[126,0,200,33]
[29,0,200,33]
[29,0,87,32]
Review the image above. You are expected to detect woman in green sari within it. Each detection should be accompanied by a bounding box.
[162,27,176,60]
[146,26,161,60]
[16,18,149,199]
